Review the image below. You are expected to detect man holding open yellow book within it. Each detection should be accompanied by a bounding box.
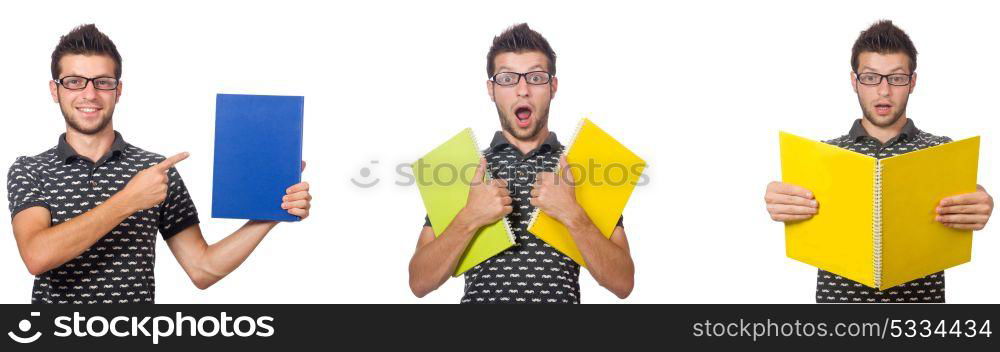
[764,20,994,303]
[408,24,635,303]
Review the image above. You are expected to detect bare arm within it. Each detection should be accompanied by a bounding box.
[11,153,189,276]
[408,159,511,297]
[563,214,633,298]
[167,176,312,290]
[12,197,135,276]
[530,155,634,298]
[166,221,276,289]
[408,216,479,298]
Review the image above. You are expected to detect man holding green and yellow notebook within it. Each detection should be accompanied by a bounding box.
[408,24,641,303]
[764,20,994,303]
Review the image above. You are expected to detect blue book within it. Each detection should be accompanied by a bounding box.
[212,94,304,221]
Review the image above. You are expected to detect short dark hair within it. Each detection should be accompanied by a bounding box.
[486,23,556,77]
[851,20,917,73]
[51,24,123,80]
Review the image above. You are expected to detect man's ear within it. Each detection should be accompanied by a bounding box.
[549,76,558,99]
[486,79,495,102]
[849,71,858,94]
[49,80,59,103]
[908,72,917,94]
[115,80,123,103]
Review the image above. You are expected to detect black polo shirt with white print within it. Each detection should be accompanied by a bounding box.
[6,132,199,304]
[817,119,950,303]
[424,131,623,304]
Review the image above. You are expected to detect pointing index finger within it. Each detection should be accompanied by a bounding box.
[155,152,190,171]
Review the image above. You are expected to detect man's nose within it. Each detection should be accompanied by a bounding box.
[516,77,530,97]
[80,81,99,99]
[877,78,891,97]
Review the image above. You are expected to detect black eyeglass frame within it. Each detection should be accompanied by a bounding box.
[54,76,121,90]
[853,72,914,86]
[490,71,554,86]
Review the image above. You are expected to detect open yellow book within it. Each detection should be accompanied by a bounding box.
[414,128,516,276]
[779,131,979,290]
[528,118,646,267]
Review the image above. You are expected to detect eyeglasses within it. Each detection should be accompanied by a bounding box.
[490,71,553,86]
[855,72,913,86]
[54,76,120,90]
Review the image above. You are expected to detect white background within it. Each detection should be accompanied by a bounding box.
[0,0,997,304]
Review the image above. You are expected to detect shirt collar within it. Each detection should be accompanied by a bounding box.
[488,130,562,155]
[847,118,919,142]
[56,131,128,164]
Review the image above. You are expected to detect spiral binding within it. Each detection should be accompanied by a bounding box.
[872,161,884,289]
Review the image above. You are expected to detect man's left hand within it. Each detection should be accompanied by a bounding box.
[530,155,584,224]
[281,161,312,220]
[936,184,993,230]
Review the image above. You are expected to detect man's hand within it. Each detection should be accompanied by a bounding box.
[14,152,190,276]
[530,155,584,224]
[281,161,312,219]
[764,181,818,222]
[118,152,189,212]
[530,155,634,298]
[936,185,994,230]
[457,158,512,228]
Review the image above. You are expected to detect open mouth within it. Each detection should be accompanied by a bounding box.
[874,103,892,116]
[514,106,532,128]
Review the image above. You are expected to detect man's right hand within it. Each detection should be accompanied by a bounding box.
[457,158,512,228]
[118,152,189,212]
[764,181,818,222]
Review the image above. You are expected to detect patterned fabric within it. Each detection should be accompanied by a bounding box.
[817,119,951,303]
[6,132,199,304]
[424,131,623,304]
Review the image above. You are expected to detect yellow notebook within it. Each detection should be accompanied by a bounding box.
[779,132,979,290]
[414,128,516,277]
[527,118,646,267]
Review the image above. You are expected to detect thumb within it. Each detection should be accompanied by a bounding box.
[472,158,487,185]
[155,152,190,171]
[558,155,574,185]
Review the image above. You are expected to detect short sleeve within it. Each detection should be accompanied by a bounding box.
[7,157,51,219]
[158,167,200,240]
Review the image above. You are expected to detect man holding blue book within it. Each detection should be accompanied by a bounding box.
[5,24,313,303]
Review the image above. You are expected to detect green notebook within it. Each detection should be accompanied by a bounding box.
[414,128,516,276]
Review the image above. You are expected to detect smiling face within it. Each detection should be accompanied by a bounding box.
[487,51,557,141]
[49,54,122,135]
[851,51,915,128]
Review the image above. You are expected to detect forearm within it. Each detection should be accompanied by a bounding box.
[564,210,634,298]
[190,221,277,289]
[18,194,136,275]
[408,212,479,297]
